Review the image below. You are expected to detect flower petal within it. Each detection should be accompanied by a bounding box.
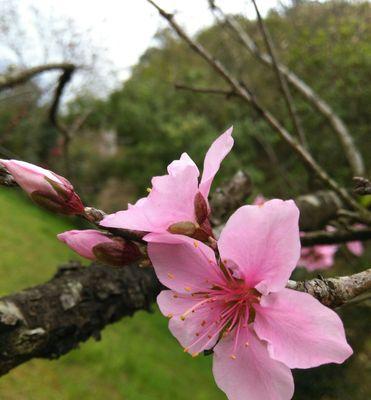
[157,290,201,317]
[254,288,353,369]
[218,199,300,294]
[100,197,154,232]
[158,291,225,354]
[213,325,294,400]
[101,154,199,233]
[199,127,234,198]
[146,234,225,293]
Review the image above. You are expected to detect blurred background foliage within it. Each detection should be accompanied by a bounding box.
[0,0,370,399]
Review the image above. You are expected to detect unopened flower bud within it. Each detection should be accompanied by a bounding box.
[58,229,142,267]
[92,237,142,267]
[194,191,208,224]
[168,221,197,236]
[0,159,84,215]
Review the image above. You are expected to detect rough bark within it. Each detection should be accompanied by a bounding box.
[287,268,371,308]
[0,261,161,376]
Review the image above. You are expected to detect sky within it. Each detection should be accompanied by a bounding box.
[19,0,283,81]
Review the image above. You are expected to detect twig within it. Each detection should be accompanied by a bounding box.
[251,0,307,147]
[208,0,365,176]
[49,65,76,177]
[0,63,75,92]
[146,0,368,218]
[301,227,371,246]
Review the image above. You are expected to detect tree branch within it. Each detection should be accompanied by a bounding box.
[287,268,371,308]
[300,227,371,246]
[0,261,161,377]
[208,0,365,176]
[48,65,77,177]
[0,63,75,92]
[0,261,369,376]
[251,0,307,147]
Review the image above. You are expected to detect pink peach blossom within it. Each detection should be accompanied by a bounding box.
[147,200,352,400]
[0,159,84,215]
[58,229,141,266]
[298,244,338,271]
[100,128,233,238]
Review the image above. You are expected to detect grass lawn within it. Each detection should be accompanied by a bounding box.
[0,190,225,399]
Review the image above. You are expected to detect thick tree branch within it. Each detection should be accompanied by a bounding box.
[208,0,365,176]
[0,262,161,377]
[0,261,369,376]
[146,0,369,219]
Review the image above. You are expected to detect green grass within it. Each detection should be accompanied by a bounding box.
[0,190,225,399]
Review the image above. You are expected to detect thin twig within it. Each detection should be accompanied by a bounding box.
[251,0,307,147]
[300,227,371,246]
[208,0,365,176]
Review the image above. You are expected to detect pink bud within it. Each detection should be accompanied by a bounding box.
[0,159,84,215]
[58,230,112,260]
[58,229,142,267]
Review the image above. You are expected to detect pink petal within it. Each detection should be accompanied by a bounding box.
[218,199,300,294]
[254,288,353,369]
[100,154,199,233]
[213,325,294,400]
[157,290,201,316]
[146,233,225,293]
[0,159,62,195]
[199,127,234,198]
[100,197,154,232]
[158,290,225,355]
[346,241,363,256]
[57,229,112,260]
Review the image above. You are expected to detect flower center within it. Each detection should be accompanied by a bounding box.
[180,265,261,358]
